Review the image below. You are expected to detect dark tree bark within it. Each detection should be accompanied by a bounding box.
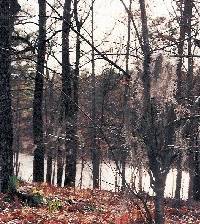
[60,0,78,187]
[175,152,183,203]
[63,0,81,187]
[60,0,72,122]
[33,0,46,182]
[91,0,100,188]
[45,65,56,184]
[176,0,192,101]
[153,176,166,224]
[189,107,200,201]
[62,0,73,187]
[45,74,54,184]
[46,150,53,184]
[13,84,21,177]
[137,2,165,222]
[193,145,200,200]
[0,0,20,192]
[185,0,200,202]
[186,0,193,97]
[175,0,195,203]
[57,146,64,187]
[121,0,132,190]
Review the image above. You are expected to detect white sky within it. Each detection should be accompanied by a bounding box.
[17,0,173,73]
[18,0,172,36]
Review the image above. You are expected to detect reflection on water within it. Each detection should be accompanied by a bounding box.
[18,153,189,199]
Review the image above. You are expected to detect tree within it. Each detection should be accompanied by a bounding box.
[0,0,20,192]
[138,0,176,223]
[184,0,200,202]
[33,0,46,182]
[174,0,196,203]
[60,0,75,187]
[175,0,192,101]
[121,0,132,190]
[90,0,100,189]
[63,0,81,187]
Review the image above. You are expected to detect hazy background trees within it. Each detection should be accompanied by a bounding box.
[0,0,21,193]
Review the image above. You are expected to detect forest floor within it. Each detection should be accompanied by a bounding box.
[0,182,200,224]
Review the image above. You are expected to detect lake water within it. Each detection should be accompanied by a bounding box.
[17,153,189,200]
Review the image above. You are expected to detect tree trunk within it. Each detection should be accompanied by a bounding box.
[121,158,126,190]
[46,150,53,184]
[192,131,200,200]
[33,0,46,182]
[193,150,200,200]
[91,0,100,188]
[138,1,168,223]
[174,0,193,205]
[138,166,143,192]
[79,148,85,189]
[184,0,200,201]
[0,0,20,193]
[64,127,77,186]
[188,151,194,200]
[57,147,64,187]
[121,0,132,191]
[63,0,81,187]
[45,73,55,184]
[13,84,21,177]
[154,182,165,224]
[188,122,199,200]
[186,1,194,199]
[61,0,79,187]
[186,0,193,97]
[174,152,183,206]
[61,0,72,123]
[176,0,191,100]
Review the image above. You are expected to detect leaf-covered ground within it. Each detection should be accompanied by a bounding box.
[0,182,200,223]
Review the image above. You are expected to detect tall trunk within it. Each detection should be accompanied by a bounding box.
[125,0,131,74]
[174,0,193,204]
[186,0,193,97]
[175,152,183,204]
[33,0,46,182]
[176,0,190,100]
[191,121,200,200]
[138,1,167,223]
[138,166,143,192]
[0,0,20,193]
[46,72,55,184]
[61,0,72,130]
[139,0,151,110]
[46,151,53,184]
[91,0,100,189]
[64,127,77,187]
[14,84,21,177]
[61,0,78,187]
[121,158,126,190]
[193,146,200,200]
[64,0,81,187]
[121,0,132,191]
[57,144,64,187]
[188,151,194,200]
[154,180,165,224]
[188,122,198,200]
[184,0,200,201]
